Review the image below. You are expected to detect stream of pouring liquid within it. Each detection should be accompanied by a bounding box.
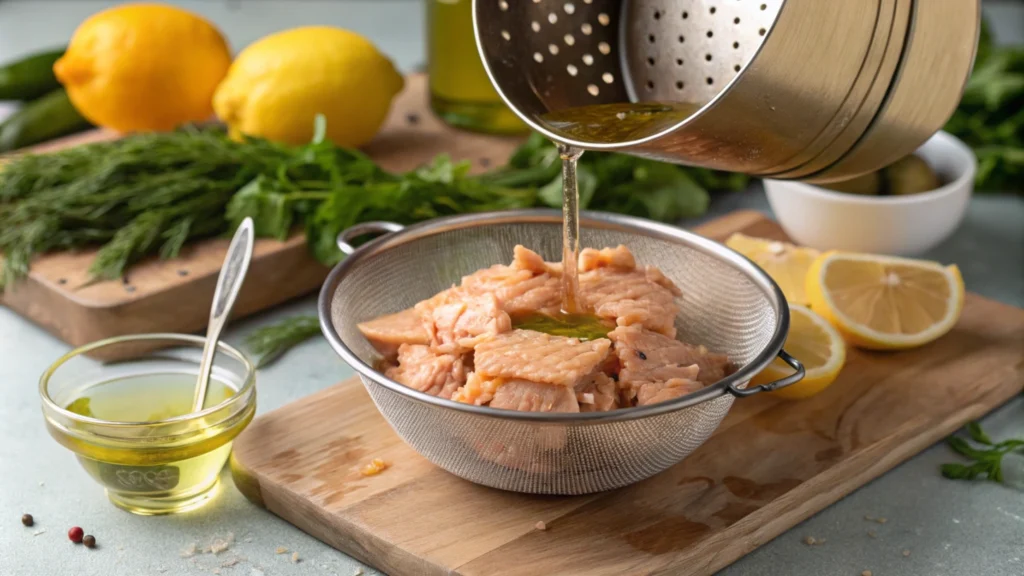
[558,143,584,314]
[547,102,701,314]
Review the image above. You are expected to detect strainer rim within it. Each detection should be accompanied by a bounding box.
[317,209,790,424]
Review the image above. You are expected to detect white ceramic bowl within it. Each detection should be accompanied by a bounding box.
[764,131,976,255]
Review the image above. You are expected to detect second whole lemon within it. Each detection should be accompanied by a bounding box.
[53,3,231,132]
[214,27,404,148]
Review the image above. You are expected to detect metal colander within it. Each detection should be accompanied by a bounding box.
[472,0,981,183]
[318,211,802,495]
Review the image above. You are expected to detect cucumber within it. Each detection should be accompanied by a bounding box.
[0,88,92,152]
[0,48,66,101]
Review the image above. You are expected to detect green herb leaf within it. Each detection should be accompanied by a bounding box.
[940,462,992,481]
[244,315,322,368]
[940,422,1024,484]
[967,421,994,445]
[226,176,295,240]
[943,16,1024,193]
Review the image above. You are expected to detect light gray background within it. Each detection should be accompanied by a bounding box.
[1,2,1022,575]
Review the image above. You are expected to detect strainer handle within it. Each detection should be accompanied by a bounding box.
[728,349,805,398]
[337,221,405,255]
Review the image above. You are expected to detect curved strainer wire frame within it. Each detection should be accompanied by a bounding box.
[317,210,791,426]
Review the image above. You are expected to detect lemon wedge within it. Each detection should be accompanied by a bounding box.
[725,233,820,305]
[806,252,965,350]
[751,305,846,400]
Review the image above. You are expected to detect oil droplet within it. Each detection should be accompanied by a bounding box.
[532,21,541,32]
[534,52,545,63]
[587,84,600,96]
[549,44,560,55]
[501,30,511,41]
[582,53,594,65]
[581,23,593,35]
[564,33,576,46]
[499,0,509,11]
[567,64,579,76]
[598,42,611,55]
[549,13,558,24]
[598,13,610,25]
[564,3,576,14]
[602,72,614,84]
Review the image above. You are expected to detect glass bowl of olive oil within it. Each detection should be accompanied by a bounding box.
[40,334,256,516]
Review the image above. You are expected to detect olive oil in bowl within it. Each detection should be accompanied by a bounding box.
[41,335,256,515]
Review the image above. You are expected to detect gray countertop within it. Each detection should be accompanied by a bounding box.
[1,2,1023,575]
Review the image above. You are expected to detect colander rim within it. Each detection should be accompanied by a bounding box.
[317,209,790,424]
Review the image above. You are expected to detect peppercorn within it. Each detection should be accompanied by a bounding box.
[637,351,647,360]
[83,535,96,549]
[68,526,84,543]
[21,514,33,527]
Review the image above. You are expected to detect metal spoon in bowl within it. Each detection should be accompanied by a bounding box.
[191,218,255,413]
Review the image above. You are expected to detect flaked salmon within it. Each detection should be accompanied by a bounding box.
[489,379,580,413]
[580,268,682,337]
[609,325,731,387]
[578,245,636,272]
[451,372,503,406]
[360,244,730,412]
[384,344,467,398]
[636,377,704,406]
[474,329,612,388]
[357,308,429,356]
[460,246,563,314]
[575,372,618,412]
[415,287,511,353]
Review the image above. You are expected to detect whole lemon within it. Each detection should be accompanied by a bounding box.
[213,26,404,147]
[54,3,231,132]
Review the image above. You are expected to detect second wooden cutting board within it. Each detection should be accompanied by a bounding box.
[1,74,523,357]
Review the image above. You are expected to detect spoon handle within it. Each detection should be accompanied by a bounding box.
[192,218,255,412]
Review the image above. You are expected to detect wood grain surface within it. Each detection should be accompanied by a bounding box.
[230,210,1024,576]
[0,74,524,356]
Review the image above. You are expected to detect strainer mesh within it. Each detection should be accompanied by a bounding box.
[330,218,779,494]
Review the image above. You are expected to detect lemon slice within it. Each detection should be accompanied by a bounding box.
[725,233,820,305]
[751,305,846,400]
[806,251,965,350]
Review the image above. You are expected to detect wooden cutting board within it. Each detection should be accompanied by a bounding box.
[230,210,1024,576]
[0,74,523,357]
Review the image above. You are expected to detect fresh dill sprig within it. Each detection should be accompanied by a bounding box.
[0,117,744,290]
[244,315,322,368]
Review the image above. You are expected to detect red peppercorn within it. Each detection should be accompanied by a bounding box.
[68,526,84,543]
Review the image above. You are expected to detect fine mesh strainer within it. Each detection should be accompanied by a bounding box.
[472,0,980,183]
[318,211,803,495]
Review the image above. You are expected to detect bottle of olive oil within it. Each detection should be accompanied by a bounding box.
[427,0,528,134]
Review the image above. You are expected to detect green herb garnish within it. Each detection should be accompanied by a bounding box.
[244,315,322,368]
[943,19,1024,193]
[940,421,1024,483]
[0,116,743,289]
